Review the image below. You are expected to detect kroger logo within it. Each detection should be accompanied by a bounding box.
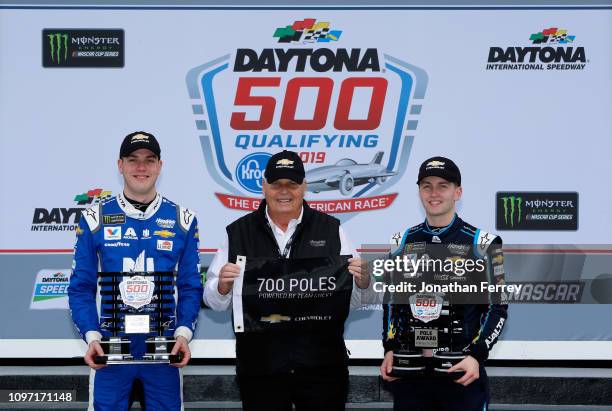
[235,152,272,194]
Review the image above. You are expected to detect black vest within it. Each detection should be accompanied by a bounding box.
[227,200,347,375]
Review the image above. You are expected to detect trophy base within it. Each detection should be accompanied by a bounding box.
[390,351,426,378]
[93,337,183,365]
[432,352,466,379]
[389,351,467,379]
[95,353,184,365]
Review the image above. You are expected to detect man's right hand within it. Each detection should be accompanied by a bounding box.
[218,263,241,295]
[84,341,106,370]
[380,350,398,381]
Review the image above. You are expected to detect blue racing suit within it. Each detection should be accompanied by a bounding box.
[69,192,202,411]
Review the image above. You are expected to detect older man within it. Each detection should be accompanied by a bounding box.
[204,150,370,411]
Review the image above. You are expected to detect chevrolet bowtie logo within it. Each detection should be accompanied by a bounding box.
[154,230,175,238]
[261,314,291,323]
[131,133,150,142]
[276,159,294,166]
[426,160,445,167]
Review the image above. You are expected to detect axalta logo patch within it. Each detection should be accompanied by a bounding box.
[104,227,121,240]
[187,17,427,219]
[486,27,587,71]
[30,269,71,310]
[124,227,138,240]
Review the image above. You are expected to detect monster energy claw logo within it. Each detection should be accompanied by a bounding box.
[48,33,69,63]
[501,196,522,227]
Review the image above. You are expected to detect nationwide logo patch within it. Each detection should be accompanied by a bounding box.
[273,18,342,43]
[186,18,427,219]
[43,29,124,68]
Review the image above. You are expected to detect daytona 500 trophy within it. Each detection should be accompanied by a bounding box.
[94,271,183,365]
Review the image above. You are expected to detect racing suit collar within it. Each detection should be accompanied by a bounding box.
[423,213,461,239]
[117,192,162,220]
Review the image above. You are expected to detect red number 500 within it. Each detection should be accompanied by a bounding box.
[230,77,388,131]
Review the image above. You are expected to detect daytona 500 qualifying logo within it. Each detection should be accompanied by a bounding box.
[186,18,427,218]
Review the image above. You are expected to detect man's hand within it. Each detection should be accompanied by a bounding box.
[170,336,191,368]
[348,258,370,289]
[380,350,398,381]
[84,341,106,370]
[448,355,479,386]
[218,263,241,295]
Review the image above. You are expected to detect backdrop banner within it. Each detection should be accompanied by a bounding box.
[0,7,610,359]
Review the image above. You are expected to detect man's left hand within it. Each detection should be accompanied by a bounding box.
[348,257,370,289]
[448,355,479,386]
[170,336,191,368]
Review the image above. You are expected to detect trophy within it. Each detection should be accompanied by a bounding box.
[391,293,465,378]
[389,244,467,378]
[94,271,183,365]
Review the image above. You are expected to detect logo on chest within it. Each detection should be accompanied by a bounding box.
[309,240,326,247]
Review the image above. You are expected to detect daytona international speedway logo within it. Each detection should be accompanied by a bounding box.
[486,27,587,71]
[186,18,428,218]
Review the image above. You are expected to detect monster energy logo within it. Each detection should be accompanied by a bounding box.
[501,196,522,227]
[47,33,69,63]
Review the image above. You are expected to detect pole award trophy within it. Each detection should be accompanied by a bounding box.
[390,244,466,378]
[391,293,466,378]
[94,271,183,365]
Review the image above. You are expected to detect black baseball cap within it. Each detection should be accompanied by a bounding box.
[264,150,305,184]
[417,156,461,186]
[119,132,161,159]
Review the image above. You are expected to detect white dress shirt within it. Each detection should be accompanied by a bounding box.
[203,206,372,310]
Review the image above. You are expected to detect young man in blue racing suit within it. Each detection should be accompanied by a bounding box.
[68,132,202,411]
[380,156,508,411]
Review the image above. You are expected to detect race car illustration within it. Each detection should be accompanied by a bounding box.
[305,151,397,196]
